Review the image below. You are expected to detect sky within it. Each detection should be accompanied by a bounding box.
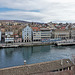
[0,0,75,23]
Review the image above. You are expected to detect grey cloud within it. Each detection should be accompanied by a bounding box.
[0,0,75,22]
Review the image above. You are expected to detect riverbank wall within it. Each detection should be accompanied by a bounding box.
[0,42,53,48]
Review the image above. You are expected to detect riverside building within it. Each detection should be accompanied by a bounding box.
[32,27,41,41]
[22,25,32,42]
[71,28,75,40]
[52,29,70,40]
[5,31,14,43]
[40,28,51,42]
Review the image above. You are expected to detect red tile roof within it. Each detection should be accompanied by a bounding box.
[31,27,40,31]
[61,27,65,29]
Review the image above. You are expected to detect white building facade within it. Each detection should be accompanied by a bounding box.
[33,31,41,41]
[31,27,41,41]
[22,26,32,42]
[5,31,14,43]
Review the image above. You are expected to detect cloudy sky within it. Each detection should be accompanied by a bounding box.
[0,0,75,23]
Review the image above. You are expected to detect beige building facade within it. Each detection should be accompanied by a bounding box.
[40,28,51,39]
[52,29,70,39]
[71,28,75,39]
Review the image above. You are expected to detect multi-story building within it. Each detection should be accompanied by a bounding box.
[32,27,41,41]
[14,35,22,43]
[22,25,32,42]
[5,31,14,43]
[40,28,51,42]
[71,28,75,39]
[52,29,70,40]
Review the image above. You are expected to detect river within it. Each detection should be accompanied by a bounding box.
[0,45,75,68]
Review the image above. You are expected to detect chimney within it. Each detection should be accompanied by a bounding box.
[61,59,63,66]
[24,60,26,65]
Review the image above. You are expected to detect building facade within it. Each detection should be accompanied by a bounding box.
[5,31,14,43]
[14,35,22,43]
[22,25,32,42]
[52,29,70,40]
[32,27,41,41]
[40,28,51,42]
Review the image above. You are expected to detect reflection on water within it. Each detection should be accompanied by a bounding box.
[0,45,75,68]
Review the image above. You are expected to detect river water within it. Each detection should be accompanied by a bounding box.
[0,45,75,68]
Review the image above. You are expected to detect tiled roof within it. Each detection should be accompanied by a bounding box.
[40,28,50,31]
[55,29,69,31]
[61,27,66,29]
[0,59,73,75]
[31,27,40,31]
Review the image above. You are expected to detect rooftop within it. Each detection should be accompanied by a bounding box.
[0,59,73,75]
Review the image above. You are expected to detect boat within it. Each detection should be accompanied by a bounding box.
[55,39,75,46]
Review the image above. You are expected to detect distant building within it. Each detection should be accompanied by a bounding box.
[71,28,75,40]
[22,25,32,42]
[14,35,22,43]
[5,31,14,43]
[52,29,70,40]
[32,27,41,41]
[40,28,51,42]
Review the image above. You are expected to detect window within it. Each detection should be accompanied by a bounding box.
[60,69,62,71]
[27,33,28,36]
[69,67,71,70]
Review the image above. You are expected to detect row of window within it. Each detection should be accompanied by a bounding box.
[51,66,72,72]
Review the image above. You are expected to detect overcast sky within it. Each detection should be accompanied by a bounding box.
[0,0,75,23]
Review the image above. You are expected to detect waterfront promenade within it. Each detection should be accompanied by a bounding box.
[0,42,52,48]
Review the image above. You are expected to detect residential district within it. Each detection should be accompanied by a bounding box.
[0,20,75,43]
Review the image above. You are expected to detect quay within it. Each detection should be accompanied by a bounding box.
[55,39,75,46]
[0,42,53,48]
[0,59,74,75]
[0,39,75,48]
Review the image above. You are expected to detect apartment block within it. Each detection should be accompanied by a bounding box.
[22,25,32,42]
[52,29,70,39]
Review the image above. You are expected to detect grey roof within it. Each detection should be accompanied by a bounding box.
[0,59,74,75]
